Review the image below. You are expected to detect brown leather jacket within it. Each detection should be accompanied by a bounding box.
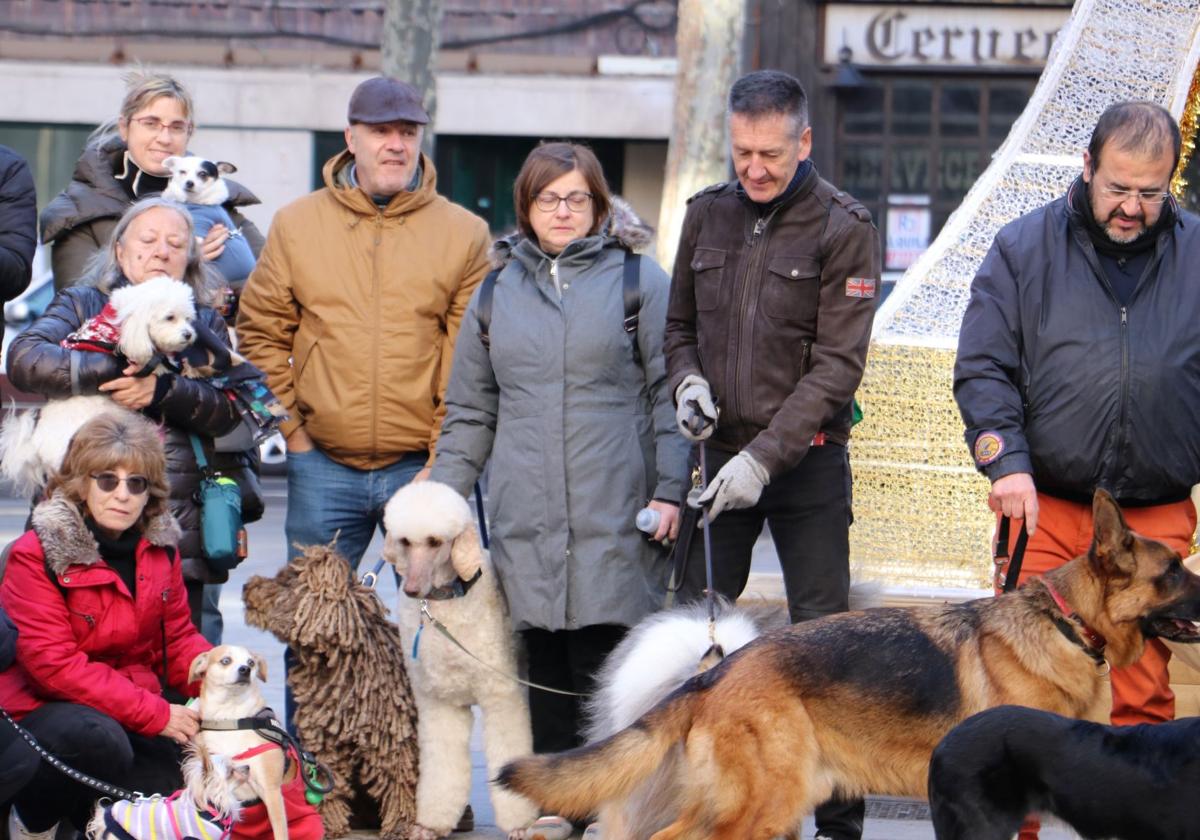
[664,167,880,478]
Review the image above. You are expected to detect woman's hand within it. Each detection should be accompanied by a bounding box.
[199,224,229,262]
[160,703,200,744]
[98,363,158,409]
[647,500,681,543]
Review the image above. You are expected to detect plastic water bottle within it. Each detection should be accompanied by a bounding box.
[636,507,661,535]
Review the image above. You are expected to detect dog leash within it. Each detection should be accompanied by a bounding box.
[994,515,1029,592]
[682,398,720,645]
[416,601,588,697]
[0,706,144,800]
[199,709,335,803]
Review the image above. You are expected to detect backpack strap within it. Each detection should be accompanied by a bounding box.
[477,256,642,364]
[622,251,642,366]
[476,268,502,350]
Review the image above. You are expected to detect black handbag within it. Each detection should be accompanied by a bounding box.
[188,434,245,572]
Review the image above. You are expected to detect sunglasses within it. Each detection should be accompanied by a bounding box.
[91,473,150,495]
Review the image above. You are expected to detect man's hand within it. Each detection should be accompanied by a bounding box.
[412,467,431,483]
[98,363,158,409]
[199,224,230,262]
[675,376,717,441]
[689,451,769,521]
[160,703,200,744]
[989,472,1039,535]
[286,426,315,454]
[646,499,681,542]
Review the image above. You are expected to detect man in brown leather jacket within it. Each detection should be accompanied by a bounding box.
[664,69,880,840]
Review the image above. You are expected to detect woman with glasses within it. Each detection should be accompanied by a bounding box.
[40,70,264,291]
[430,141,688,840]
[0,412,212,840]
[8,197,265,641]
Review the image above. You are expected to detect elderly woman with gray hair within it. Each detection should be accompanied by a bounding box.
[6,196,264,636]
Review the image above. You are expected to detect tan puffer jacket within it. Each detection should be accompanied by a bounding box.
[236,150,491,469]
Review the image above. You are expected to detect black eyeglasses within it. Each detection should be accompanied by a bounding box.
[534,191,593,213]
[91,473,149,495]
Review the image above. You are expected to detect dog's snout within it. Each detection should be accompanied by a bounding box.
[181,327,194,342]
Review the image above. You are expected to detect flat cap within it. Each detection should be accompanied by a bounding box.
[347,76,430,125]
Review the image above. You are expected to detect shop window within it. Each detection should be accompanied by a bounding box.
[837,76,1037,274]
[0,123,94,214]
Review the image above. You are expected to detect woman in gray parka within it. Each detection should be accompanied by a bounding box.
[430,142,687,834]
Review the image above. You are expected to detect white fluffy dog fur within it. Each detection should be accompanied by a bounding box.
[0,275,196,495]
[382,480,537,840]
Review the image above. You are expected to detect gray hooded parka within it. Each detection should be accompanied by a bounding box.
[430,202,689,632]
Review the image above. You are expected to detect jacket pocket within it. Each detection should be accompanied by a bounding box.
[690,248,726,312]
[763,257,820,326]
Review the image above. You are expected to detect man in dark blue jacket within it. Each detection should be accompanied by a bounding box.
[955,101,1200,840]
[0,145,36,341]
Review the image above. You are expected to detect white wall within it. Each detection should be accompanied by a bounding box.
[0,60,674,230]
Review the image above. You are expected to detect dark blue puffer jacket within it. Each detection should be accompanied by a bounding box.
[954,180,1200,505]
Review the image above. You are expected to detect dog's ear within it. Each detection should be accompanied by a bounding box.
[111,292,157,366]
[189,650,212,684]
[450,521,483,580]
[1091,488,1135,575]
[251,650,268,683]
[216,161,237,175]
[163,155,182,174]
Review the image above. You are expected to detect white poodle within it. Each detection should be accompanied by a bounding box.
[382,480,538,840]
[0,275,197,495]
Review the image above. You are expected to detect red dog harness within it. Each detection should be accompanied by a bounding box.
[228,744,325,840]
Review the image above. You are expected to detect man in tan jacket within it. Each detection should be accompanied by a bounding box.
[237,76,490,573]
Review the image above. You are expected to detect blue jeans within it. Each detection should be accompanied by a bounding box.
[285,446,428,570]
[282,445,426,728]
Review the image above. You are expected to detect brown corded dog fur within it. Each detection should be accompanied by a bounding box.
[242,543,419,840]
[500,490,1200,840]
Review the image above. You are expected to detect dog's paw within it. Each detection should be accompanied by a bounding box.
[407,825,444,840]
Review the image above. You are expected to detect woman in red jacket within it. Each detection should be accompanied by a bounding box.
[0,412,211,840]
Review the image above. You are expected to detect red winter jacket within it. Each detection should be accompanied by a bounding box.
[0,494,210,736]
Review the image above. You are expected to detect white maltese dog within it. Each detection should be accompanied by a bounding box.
[0,275,197,495]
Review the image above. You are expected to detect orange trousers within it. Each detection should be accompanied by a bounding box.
[996,492,1195,840]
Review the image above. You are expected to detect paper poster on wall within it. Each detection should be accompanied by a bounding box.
[885,195,931,270]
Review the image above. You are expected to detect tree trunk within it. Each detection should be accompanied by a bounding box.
[381,0,443,158]
[655,0,745,271]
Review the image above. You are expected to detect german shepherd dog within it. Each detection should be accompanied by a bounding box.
[498,490,1200,840]
[928,704,1200,840]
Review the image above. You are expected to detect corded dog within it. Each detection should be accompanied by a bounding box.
[190,645,324,840]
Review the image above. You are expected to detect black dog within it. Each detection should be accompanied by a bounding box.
[929,704,1200,840]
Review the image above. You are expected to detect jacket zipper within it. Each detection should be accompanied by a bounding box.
[370,214,383,460]
[1115,306,1130,489]
[733,212,778,425]
[800,339,813,377]
[69,609,95,628]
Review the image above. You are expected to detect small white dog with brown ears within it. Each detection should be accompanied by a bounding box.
[0,275,197,495]
[382,480,538,840]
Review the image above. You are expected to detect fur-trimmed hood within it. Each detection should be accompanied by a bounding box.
[31,492,181,575]
[487,195,654,269]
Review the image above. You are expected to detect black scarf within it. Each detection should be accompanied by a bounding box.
[114,151,169,201]
[739,159,814,213]
[1070,175,1175,258]
[86,518,140,598]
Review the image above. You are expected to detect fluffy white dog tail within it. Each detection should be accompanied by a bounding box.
[0,403,41,497]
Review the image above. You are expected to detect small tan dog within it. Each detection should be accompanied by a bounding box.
[189,645,289,840]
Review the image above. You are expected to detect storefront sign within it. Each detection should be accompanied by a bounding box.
[886,195,931,270]
[824,4,1070,68]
